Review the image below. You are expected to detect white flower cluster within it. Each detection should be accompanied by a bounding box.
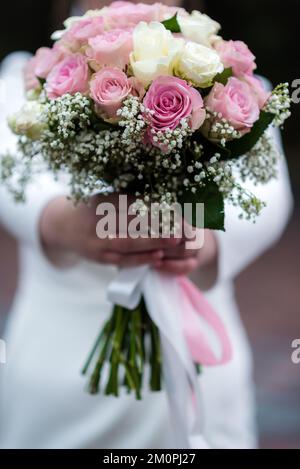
[149,118,193,154]
[192,151,266,221]
[206,154,234,193]
[204,109,241,145]
[43,92,92,141]
[117,96,146,144]
[0,151,33,202]
[264,83,291,127]
[231,184,266,221]
[183,159,205,191]
[238,133,279,185]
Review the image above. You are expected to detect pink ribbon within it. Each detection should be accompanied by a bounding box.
[108,267,232,448]
[177,277,232,366]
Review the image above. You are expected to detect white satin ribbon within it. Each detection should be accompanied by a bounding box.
[108,266,212,449]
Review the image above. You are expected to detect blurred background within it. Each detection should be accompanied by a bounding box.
[0,0,299,449]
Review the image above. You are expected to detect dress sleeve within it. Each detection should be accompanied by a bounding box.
[215,122,293,283]
[0,53,66,249]
[0,176,66,249]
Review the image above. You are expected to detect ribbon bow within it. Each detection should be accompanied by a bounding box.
[108,266,232,449]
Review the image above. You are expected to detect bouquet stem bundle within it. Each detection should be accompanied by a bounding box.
[82,299,162,400]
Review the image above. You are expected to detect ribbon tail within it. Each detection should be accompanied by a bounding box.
[142,271,211,449]
[108,268,214,449]
[161,338,210,449]
[178,277,233,366]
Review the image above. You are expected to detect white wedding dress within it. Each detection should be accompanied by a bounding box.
[0,53,293,449]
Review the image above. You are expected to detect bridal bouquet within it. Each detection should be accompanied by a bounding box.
[2,2,291,403]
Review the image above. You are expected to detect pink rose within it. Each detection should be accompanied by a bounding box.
[34,46,67,79]
[104,1,163,29]
[143,76,206,146]
[240,74,271,109]
[45,54,90,99]
[205,77,260,134]
[86,29,133,71]
[215,40,256,77]
[24,57,40,91]
[90,67,143,120]
[61,16,105,51]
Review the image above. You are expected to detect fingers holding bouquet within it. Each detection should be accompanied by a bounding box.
[155,228,218,276]
[40,190,216,274]
[39,193,182,267]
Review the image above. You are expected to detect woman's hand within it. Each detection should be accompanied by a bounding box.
[39,194,181,267]
[154,229,218,280]
[40,193,218,284]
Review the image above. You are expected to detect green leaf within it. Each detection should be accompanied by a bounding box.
[213,67,233,86]
[91,112,117,131]
[161,13,181,33]
[200,68,233,97]
[226,111,275,158]
[191,110,274,164]
[93,120,116,131]
[37,77,46,86]
[179,181,225,231]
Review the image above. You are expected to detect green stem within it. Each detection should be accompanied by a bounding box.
[84,297,164,399]
[88,333,112,395]
[88,310,116,394]
[128,306,143,400]
[134,304,145,368]
[105,306,128,397]
[149,319,162,392]
[119,352,139,393]
[81,320,110,375]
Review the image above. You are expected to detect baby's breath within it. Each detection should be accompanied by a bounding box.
[237,133,279,184]
[43,92,92,141]
[1,83,288,223]
[264,83,291,127]
[117,96,146,144]
[205,109,241,145]
[148,118,193,154]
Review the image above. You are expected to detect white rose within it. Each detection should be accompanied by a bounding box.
[178,11,221,47]
[176,42,224,88]
[130,22,184,87]
[8,102,46,140]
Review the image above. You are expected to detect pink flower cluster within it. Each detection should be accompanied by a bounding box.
[24,2,206,141]
[205,39,271,134]
[24,1,271,147]
[24,2,172,91]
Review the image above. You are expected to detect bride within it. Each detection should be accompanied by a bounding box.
[0,1,293,449]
